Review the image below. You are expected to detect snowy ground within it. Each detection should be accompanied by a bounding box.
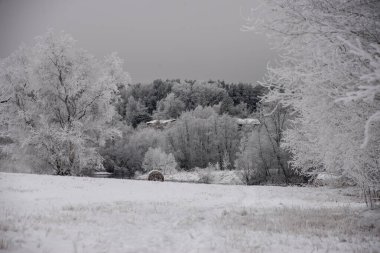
[0,173,379,253]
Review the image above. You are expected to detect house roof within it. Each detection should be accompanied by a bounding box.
[146,119,176,125]
[235,118,260,125]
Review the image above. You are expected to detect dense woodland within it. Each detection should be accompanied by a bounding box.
[102,79,299,183]
[0,30,301,185]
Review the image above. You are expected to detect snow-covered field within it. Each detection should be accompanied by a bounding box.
[0,173,379,253]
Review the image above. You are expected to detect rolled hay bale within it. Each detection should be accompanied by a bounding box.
[148,170,164,182]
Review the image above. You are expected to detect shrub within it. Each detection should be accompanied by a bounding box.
[142,147,177,175]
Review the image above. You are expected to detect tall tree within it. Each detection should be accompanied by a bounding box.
[246,0,380,203]
[0,30,130,175]
[167,106,240,170]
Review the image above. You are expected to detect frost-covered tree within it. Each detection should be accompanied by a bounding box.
[124,96,151,128]
[153,93,185,119]
[142,147,177,175]
[167,107,217,169]
[257,103,296,182]
[221,151,231,171]
[0,30,130,175]
[167,106,240,170]
[245,0,380,201]
[235,133,267,185]
[100,127,165,177]
[216,114,240,170]
[235,123,277,185]
[171,80,228,110]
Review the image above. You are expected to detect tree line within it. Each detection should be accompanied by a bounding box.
[4,0,378,195]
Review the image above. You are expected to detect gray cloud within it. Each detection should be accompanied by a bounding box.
[0,0,276,84]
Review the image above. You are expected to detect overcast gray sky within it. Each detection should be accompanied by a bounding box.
[0,0,276,84]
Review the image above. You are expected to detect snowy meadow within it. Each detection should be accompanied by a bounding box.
[0,172,379,253]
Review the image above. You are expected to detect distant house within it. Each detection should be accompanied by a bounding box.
[235,118,260,131]
[146,119,176,129]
